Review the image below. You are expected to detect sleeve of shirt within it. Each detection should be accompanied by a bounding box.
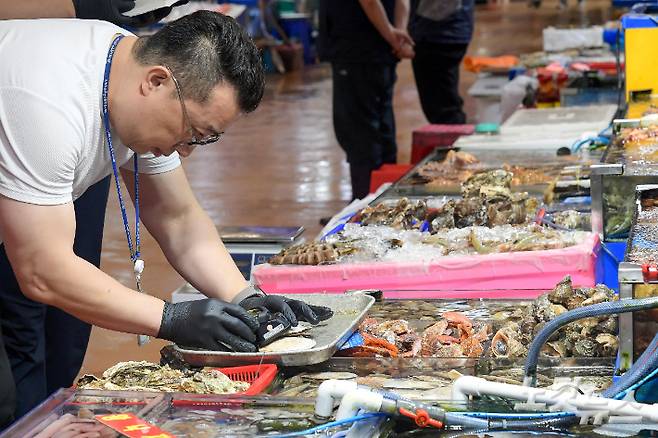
[0,88,80,205]
[120,151,181,175]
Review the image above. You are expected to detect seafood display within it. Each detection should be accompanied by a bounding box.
[403,150,557,189]
[268,241,358,265]
[335,277,617,360]
[490,276,618,359]
[277,357,614,401]
[602,176,641,238]
[549,209,591,230]
[76,361,249,394]
[351,197,430,229]
[626,198,658,264]
[269,222,585,265]
[614,124,658,149]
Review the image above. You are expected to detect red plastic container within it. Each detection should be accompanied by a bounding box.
[411,124,475,164]
[370,164,413,193]
[217,364,279,395]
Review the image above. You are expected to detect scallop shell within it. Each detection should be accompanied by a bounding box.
[259,337,317,353]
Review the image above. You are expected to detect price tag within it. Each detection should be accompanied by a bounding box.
[95,413,174,438]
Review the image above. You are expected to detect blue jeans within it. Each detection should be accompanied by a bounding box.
[0,176,110,422]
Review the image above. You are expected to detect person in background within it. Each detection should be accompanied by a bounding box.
[319,0,414,203]
[409,0,475,124]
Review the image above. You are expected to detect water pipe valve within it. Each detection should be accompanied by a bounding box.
[641,263,658,282]
[398,407,444,428]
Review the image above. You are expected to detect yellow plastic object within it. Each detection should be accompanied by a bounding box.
[625,27,658,103]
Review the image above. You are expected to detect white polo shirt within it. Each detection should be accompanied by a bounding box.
[0,19,180,209]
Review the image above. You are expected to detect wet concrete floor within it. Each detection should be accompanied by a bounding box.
[80,0,614,376]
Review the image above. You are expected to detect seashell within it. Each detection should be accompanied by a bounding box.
[543,340,567,357]
[548,276,573,306]
[573,338,598,357]
[259,337,316,353]
[595,333,618,356]
[303,372,357,381]
[431,343,465,358]
[490,325,527,358]
[581,290,612,307]
[596,316,618,334]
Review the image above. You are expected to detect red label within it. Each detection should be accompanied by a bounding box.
[95,413,174,438]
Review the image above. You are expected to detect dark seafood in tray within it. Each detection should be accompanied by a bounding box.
[351,197,429,229]
[350,170,538,232]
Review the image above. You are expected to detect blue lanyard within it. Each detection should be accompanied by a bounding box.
[101,34,143,278]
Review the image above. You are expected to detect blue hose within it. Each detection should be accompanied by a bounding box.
[444,412,490,429]
[524,296,658,385]
[603,331,658,398]
[614,363,658,401]
[571,136,609,153]
[264,413,387,438]
[462,411,573,420]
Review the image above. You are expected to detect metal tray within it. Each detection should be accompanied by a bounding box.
[174,293,375,367]
[217,225,305,244]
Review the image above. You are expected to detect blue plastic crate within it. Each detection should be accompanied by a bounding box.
[595,240,626,291]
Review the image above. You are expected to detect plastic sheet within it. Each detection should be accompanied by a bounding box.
[253,233,599,298]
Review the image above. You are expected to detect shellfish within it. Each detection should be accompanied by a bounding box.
[490,325,527,358]
[268,241,358,265]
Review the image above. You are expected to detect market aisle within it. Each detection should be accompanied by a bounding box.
[79,0,612,377]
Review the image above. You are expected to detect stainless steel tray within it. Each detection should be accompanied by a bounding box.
[174,293,375,367]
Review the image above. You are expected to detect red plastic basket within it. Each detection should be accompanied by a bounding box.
[217,364,278,395]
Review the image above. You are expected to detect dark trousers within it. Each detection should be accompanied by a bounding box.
[0,176,110,422]
[331,62,398,200]
[411,41,469,124]
[0,325,15,430]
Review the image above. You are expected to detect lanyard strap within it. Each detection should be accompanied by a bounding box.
[101,34,142,269]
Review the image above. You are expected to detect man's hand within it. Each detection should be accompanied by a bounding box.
[237,289,334,326]
[72,0,189,26]
[73,0,136,25]
[158,299,259,352]
[388,27,415,57]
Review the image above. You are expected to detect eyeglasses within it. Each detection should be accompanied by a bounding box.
[163,65,223,146]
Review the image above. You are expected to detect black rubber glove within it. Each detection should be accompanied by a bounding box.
[73,0,189,27]
[239,295,334,326]
[157,299,260,352]
[73,0,137,25]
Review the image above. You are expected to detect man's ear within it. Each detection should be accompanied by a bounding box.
[140,66,170,96]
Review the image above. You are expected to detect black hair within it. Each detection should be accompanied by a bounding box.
[134,10,264,113]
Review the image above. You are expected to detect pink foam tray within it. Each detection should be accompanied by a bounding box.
[253,233,600,299]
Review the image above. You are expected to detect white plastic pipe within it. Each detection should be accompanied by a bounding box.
[315,379,359,418]
[335,389,384,421]
[452,376,658,423]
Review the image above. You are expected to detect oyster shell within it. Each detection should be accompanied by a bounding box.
[429,200,456,231]
[543,340,568,357]
[461,169,513,198]
[76,361,249,394]
[548,276,574,306]
[596,333,618,356]
[573,338,598,357]
[454,198,486,228]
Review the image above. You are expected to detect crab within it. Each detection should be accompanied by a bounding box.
[357,318,422,357]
